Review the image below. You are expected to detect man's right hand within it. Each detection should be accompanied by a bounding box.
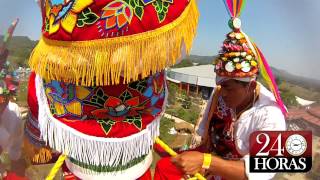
[171,151,204,176]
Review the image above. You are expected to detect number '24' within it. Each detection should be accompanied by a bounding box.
[256,133,284,156]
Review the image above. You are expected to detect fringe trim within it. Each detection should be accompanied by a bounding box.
[23,137,53,164]
[65,151,153,179]
[28,0,199,86]
[35,74,164,167]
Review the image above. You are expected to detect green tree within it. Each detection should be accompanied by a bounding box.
[182,96,191,109]
[280,88,298,107]
[172,59,193,68]
[168,82,178,105]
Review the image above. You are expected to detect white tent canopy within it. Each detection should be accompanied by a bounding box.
[295,96,316,106]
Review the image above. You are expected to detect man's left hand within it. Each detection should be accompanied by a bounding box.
[171,151,204,176]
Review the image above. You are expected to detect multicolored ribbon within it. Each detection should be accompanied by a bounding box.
[222,0,247,18]
[251,42,288,117]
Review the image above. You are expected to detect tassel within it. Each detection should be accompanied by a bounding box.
[23,137,53,164]
[29,0,199,87]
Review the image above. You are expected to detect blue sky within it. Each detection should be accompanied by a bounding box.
[0,0,319,79]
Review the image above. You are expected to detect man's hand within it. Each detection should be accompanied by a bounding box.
[171,151,204,176]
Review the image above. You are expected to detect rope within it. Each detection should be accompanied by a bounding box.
[46,154,67,180]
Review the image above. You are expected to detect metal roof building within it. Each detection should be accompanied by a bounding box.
[166,65,216,88]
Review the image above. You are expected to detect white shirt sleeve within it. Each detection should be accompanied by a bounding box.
[242,105,286,180]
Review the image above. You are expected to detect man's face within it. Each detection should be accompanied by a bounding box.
[219,80,252,109]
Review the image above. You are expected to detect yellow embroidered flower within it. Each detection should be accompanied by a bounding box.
[46,83,91,117]
[46,0,94,34]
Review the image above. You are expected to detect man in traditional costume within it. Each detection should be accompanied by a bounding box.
[154,1,287,179]
[24,0,199,179]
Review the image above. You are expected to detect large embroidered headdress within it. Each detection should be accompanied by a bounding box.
[25,0,199,178]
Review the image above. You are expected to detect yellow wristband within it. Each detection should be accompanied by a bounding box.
[202,153,212,169]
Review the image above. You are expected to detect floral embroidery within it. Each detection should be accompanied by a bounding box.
[124,0,145,20]
[77,8,99,27]
[123,115,142,130]
[152,0,173,23]
[128,78,147,93]
[83,87,148,135]
[44,73,165,136]
[45,0,94,34]
[141,0,156,5]
[43,0,176,34]
[217,96,229,118]
[97,119,116,135]
[84,89,147,120]
[45,80,92,118]
[142,73,165,114]
[101,0,134,30]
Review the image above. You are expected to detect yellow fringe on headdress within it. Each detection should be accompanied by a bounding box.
[29,0,199,86]
[24,137,53,164]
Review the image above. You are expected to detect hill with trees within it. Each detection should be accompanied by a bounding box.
[0,35,37,68]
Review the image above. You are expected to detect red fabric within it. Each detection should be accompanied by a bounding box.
[138,168,152,180]
[153,146,207,180]
[25,72,43,145]
[154,157,183,180]
[62,163,80,180]
[27,72,38,118]
[3,172,29,180]
[43,0,190,41]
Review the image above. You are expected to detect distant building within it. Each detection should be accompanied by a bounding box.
[166,65,216,99]
[287,105,320,136]
[295,96,316,106]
